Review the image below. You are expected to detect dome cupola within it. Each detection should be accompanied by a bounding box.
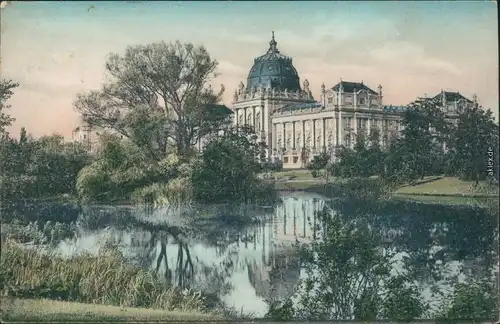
[246,32,301,92]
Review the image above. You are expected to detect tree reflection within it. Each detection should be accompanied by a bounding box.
[326,198,498,287]
[75,204,253,304]
[266,197,498,321]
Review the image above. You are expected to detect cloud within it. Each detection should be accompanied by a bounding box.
[217,60,248,77]
[369,41,462,76]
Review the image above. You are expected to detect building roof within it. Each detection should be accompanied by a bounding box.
[431,91,473,103]
[246,32,301,92]
[332,81,377,94]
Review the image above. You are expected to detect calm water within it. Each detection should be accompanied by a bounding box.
[7,192,499,317]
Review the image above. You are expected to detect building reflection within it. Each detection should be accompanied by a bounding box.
[246,194,325,301]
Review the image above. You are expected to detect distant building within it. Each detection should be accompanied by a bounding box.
[71,121,108,154]
[231,32,478,169]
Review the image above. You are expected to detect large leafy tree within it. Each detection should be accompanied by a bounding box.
[387,97,450,184]
[191,126,272,204]
[447,104,499,183]
[328,129,385,179]
[74,41,231,161]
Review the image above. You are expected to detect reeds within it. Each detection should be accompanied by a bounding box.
[0,240,207,313]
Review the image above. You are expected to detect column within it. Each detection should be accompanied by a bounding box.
[367,117,372,134]
[293,206,297,236]
[252,106,256,129]
[312,119,316,149]
[302,120,306,147]
[313,211,317,240]
[284,205,287,235]
[282,123,286,150]
[244,107,248,125]
[322,118,326,150]
[303,207,307,238]
[292,121,296,150]
[338,111,343,148]
[353,115,358,137]
[273,123,277,152]
[335,113,339,146]
[261,106,265,131]
[378,118,383,146]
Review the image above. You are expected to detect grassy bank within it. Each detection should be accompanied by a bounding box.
[0,241,212,316]
[394,176,499,197]
[271,172,498,199]
[1,298,221,322]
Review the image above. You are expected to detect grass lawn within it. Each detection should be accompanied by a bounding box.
[392,194,496,206]
[273,169,316,180]
[1,298,223,322]
[395,177,499,197]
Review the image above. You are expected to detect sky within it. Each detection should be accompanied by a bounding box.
[1,1,498,138]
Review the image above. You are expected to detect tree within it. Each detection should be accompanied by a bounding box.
[390,97,450,184]
[1,129,91,201]
[447,104,499,183]
[0,79,18,137]
[74,41,232,161]
[307,151,330,179]
[75,133,166,202]
[190,126,273,204]
[328,129,386,179]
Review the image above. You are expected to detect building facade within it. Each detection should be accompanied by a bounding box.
[231,32,477,169]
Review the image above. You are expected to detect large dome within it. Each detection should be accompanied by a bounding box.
[246,32,301,92]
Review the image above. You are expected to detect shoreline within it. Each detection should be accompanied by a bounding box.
[1,298,222,322]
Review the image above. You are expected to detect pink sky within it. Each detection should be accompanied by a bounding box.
[1,1,498,138]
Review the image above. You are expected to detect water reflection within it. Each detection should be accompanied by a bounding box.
[19,192,497,317]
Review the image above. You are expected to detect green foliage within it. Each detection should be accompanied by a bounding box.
[261,158,283,172]
[0,79,18,136]
[75,134,178,203]
[130,178,193,206]
[447,105,499,182]
[0,241,208,313]
[1,220,76,245]
[308,152,329,171]
[191,126,275,204]
[434,278,499,321]
[329,131,386,179]
[0,129,91,201]
[265,207,427,321]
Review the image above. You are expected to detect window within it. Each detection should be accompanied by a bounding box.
[293,156,298,164]
[284,157,289,164]
[328,97,333,104]
[359,98,366,105]
[83,134,87,139]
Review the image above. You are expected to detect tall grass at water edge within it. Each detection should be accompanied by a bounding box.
[0,240,208,313]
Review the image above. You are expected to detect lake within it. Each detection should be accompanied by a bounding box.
[4,192,499,317]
